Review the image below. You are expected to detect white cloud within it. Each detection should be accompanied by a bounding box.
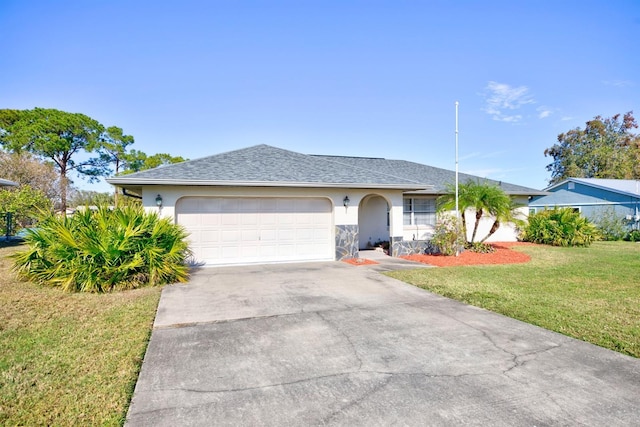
[482,81,535,122]
[602,79,635,87]
[537,106,552,119]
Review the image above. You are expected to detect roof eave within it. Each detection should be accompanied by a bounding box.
[405,189,548,196]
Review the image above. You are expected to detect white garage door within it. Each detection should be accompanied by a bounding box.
[176,197,333,265]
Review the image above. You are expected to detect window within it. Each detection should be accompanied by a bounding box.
[529,208,537,215]
[403,197,436,226]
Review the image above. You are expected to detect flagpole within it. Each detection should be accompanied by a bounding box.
[455,101,460,256]
[455,101,459,220]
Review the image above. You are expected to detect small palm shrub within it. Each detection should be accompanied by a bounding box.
[466,242,496,253]
[431,214,465,256]
[12,206,191,292]
[521,208,600,247]
[624,230,640,242]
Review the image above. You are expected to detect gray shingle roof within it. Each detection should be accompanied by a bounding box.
[108,145,426,189]
[313,155,542,195]
[107,144,542,195]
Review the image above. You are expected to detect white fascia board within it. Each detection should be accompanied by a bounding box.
[405,189,547,196]
[529,201,637,207]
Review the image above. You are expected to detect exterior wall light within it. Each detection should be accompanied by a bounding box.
[155,194,163,207]
[343,196,350,207]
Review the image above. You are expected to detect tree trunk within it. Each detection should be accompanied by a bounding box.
[59,169,67,213]
[460,211,467,241]
[114,158,120,207]
[480,220,500,243]
[470,209,483,242]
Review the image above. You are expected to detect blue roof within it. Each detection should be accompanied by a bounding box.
[545,178,640,199]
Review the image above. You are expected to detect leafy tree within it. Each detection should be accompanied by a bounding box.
[0,151,60,202]
[99,126,134,205]
[67,189,114,208]
[121,149,186,174]
[544,112,640,184]
[0,185,53,233]
[438,180,520,244]
[0,108,107,211]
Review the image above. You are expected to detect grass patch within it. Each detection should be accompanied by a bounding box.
[388,241,640,358]
[0,243,162,426]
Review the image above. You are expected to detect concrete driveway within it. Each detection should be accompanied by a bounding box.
[126,261,640,426]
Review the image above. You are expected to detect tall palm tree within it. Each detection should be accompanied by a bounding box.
[438,181,480,240]
[438,180,520,243]
[479,198,524,243]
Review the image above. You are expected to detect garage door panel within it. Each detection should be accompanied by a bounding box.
[221,230,240,242]
[261,213,277,225]
[201,214,221,226]
[241,229,260,241]
[178,213,200,227]
[200,247,221,259]
[314,229,331,240]
[176,197,333,265]
[221,214,239,226]
[241,213,259,225]
[277,244,295,256]
[278,214,294,225]
[200,230,220,242]
[261,229,277,241]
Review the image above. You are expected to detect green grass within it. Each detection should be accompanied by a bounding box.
[388,241,640,358]
[0,243,162,426]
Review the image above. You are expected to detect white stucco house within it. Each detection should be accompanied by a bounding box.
[107,145,542,266]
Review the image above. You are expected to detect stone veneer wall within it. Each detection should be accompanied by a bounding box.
[335,225,359,260]
[391,237,437,256]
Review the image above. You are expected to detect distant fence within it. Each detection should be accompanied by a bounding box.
[1,212,14,238]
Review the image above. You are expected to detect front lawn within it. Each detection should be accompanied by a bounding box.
[0,243,162,426]
[388,241,640,358]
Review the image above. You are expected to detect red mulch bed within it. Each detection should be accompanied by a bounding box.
[401,242,534,267]
[342,258,380,266]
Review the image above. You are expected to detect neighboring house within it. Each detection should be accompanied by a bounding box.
[107,145,542,266]
[0,178,18,188]
[529,178,640,230]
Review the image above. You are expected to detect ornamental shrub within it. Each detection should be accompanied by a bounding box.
[430,214,465,256]
[624,230,640,242]
[12,205,191,292]
[592,206,626,241]
[465,242,496,254]
[521,208,600,247]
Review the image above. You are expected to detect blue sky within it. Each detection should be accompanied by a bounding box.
[2,0,639,192]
